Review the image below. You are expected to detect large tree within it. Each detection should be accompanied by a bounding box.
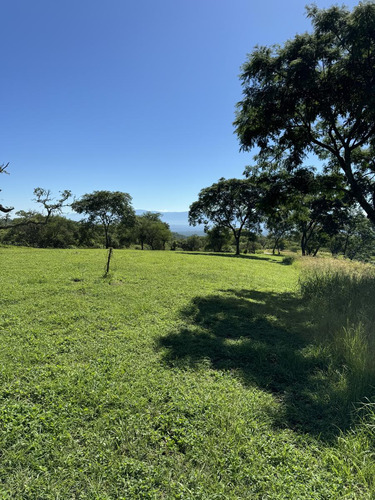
[71,191,135,248]
[234,3,375,224]
[189,178,261,255]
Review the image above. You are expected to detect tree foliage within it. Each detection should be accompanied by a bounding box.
[134,212,171,250]
[71,191,135,248]
[244,165,353,255]
[178,234,205,252]
[1,164,71,228]
[205,226,232,252]
[235,3,375,224]
[189,178,261,255]
[2,215,79,248]
[329,209,375,260]
[1,188,71,229]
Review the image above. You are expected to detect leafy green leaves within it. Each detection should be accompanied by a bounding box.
[72,191,135,248]
[235,3,375,223]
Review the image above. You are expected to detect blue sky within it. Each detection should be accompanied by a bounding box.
[1,0,360,214]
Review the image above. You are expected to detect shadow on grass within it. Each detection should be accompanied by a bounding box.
[159,289,360,439]
[177,252,278,262]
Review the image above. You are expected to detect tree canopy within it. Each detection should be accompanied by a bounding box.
[245,165,352,255]
[134,212,171,250]
[71,191,135,248]
[189,178,261,255]
[234,2,375,224]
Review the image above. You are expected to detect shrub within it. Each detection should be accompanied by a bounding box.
[282,255,295,265]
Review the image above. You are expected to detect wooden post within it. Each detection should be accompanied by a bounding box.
[105,247,113,275]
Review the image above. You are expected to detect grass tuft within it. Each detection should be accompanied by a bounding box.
[299,258,375,405]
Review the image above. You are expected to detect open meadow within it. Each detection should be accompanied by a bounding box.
[0,247,374,499]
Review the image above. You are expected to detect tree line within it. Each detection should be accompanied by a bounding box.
[1,176,373,261]
[189,171,375,261]
[190,2,375,261]
[2,3,375,260]
[0,188,171,251]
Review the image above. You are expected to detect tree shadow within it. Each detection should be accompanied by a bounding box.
[177,252,277,262]
[158,289,359,440]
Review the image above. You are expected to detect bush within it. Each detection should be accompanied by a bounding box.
[282,255,295,265]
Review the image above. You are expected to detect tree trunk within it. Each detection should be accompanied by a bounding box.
[275,235,282,255]
[343,233,350,257]
[104,227,110,249]
[313,245,321,257]
[105,247,113,274]
[341,153,375,224]
[101,221,112,249]
[235,236,240,255]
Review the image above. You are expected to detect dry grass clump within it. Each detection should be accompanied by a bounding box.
[299,258,375,402]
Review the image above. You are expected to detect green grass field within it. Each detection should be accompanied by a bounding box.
[0,247,374,499]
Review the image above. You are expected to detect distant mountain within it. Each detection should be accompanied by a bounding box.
[135,210,205,236]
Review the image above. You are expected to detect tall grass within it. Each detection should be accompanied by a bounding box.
[299,259,375,404]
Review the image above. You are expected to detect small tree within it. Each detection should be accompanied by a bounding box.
[205,226,231,252]
[133,212,171,250]
[71,191,135,248]
[189,178,261,255]
[244,166,295,255]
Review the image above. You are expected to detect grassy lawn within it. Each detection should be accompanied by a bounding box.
[0,247,373,498]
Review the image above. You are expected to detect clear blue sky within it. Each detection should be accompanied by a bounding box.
[1,0,360,213]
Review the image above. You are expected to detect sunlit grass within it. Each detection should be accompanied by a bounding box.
[0,247,374,498]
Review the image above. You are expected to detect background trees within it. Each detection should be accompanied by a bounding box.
[2,215,80,248]
[205,226,232,252]
[1,164,71,229]
[234,3,375,225]
[329,210,375,261]
[177,235,205,252]
[71,191,135,248]
[189,178,262,255]
[1,187,72,230]
[133,212,172,250]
